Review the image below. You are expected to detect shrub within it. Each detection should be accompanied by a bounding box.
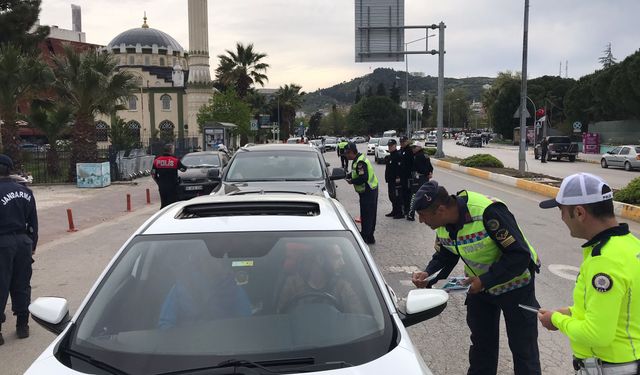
[459,154,504,168]
[614,177,640,205]
[425,147,436,156]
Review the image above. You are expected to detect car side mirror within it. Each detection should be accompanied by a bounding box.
[399,289,448,327]
[330,168,347,180]
[208,168,221,180]
[29,297,71,335]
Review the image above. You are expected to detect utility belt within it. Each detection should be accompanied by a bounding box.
[573,357,640,375]
[410,173,428,190]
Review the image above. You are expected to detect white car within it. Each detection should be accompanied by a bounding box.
[367,138,380,155]
[375,137,400,164]
[27,194,447,375]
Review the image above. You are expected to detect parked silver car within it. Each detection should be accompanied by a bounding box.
[601,145,640,171]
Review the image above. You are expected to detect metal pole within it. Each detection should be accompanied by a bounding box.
[277,98,280,142]
[406,46,410,137]
[435,22,445,158]
[518,0,529,173]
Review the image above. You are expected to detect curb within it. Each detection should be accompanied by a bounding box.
[432,159,640,223]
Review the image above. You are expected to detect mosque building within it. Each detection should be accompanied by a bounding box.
[96,0,213,150]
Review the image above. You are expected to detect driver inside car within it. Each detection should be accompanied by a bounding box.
[276,243,366,314]
[158,251,252,329]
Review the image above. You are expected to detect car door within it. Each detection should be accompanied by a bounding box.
[619,147,631,167]
[608,146,622,167]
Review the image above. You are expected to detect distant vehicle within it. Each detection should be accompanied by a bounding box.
[375,137,399,164]
[215,144,345,199]
[178,151,230,200]
[425,134,437,146]
[352,136,367,144]
[20,143,45,153]
[308,139,324,153]
[287,137,303,144]
[601,145,640,171]
[456,135,467,145]
[412,130,426,140]
[367,138,380,155]
[467,135,483,148]
[534,136,578,162]
[324,137,338,151]
[382,130,397,137]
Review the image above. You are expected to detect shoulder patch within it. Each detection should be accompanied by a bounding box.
[486,219,500,231]
[495,228,509,241]
[592,273,613,292]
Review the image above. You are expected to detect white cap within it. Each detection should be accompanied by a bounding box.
[539,173,613,209]
[412,141,425,148]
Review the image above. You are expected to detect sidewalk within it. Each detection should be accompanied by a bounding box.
[31,177,161,247]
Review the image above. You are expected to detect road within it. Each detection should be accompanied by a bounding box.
[441,139,637,189]
[2,144,640,374]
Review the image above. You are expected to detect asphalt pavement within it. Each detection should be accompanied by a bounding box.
[2,144,640,374]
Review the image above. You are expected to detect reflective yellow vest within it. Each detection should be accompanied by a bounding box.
[552,229,640,363]
[337,141,348,151]
[435,191,539,295]
[351,153,378,193]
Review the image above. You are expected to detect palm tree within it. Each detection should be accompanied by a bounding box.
[215,43,269,98]
[0,43,52,162]
[27,102,72,178]
[51,46,137,180]
[275,84,305,138]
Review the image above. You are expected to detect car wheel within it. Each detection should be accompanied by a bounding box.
[601,159,608,168]
[625,161,632,171]
[568,155,576,162]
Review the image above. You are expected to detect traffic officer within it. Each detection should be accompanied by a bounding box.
[406,141,433,221]
[337,138,349,170]
[538,173,640,374]
[540,137,548,163]
[384,138,403,219]
[399,136,414,217]
[151,145,187,208]
[344,142,378,244]
[411,181,542,375]
[0,154,38,345]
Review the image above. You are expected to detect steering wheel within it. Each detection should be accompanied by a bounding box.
[281,291,343,313]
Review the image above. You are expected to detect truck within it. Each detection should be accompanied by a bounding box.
[534,136,579,162]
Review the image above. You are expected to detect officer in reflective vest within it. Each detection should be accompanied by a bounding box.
[538,173,640,375]
[411,180,542,375]
[337,140,349,170]
[344,142,378,245]
[152,145,187,208]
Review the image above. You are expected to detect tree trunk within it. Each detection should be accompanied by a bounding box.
[0,109,22,167]
[69,115,98,181]
[46,148,60,179]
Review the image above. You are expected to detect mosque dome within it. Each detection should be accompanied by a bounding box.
[107,16,185,54]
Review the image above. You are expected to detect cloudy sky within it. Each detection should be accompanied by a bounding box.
[39,0,639,92]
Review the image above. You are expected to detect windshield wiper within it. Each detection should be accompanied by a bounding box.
[61,348,129,375]
[283,361,354,373]
[156,357,314,375]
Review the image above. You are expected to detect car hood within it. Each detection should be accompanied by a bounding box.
[217,180,327,196]
[179,167,219,178]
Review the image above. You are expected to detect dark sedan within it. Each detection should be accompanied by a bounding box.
[213,144,346,198]
[178,151,229,200]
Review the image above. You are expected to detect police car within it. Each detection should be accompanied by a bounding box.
[27,194,447,375]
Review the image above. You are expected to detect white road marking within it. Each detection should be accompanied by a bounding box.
[548,264,580,281]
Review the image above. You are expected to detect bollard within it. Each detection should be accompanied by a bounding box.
[66,208,78,232]
[126,194,132,212]
[146,189,151,205]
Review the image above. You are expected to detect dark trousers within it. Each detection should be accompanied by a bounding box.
[159,186,179,208]
[340,156,348,170]
[387,182,402,215]
[359,188,378,242]
[407,175,428,219]
[540,150,547,163]
[400,178,411,214]
[465,283,541,375]
[0,234,33,325]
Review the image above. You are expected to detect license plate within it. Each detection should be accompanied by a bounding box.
[185,185,203,191]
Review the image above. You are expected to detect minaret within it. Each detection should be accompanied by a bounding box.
[186,0,213,142]
[187,0,211,84]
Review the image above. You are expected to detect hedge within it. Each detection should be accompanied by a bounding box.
[425,147,436,156]
[459,154,504,168]
[614,177,640,205]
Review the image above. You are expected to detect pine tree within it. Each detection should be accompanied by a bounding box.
[599,43,617,69]
[390,81,401,104]
[355,87,362,104]
[376,82,387,96]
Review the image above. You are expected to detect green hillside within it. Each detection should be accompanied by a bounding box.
[302,68,494,114]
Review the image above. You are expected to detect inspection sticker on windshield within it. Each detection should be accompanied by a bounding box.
[232,260,254,267]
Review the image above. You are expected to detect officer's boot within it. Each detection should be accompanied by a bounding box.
[16,315,29,339]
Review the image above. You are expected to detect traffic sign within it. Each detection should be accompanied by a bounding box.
[250,119,258,131]
[573,121,582,129]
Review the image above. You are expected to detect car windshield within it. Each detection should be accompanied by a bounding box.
[379,137,395,146]
[225,151,324,182]
[67,231,393,374]
[548,137,570,143]
[325,137,337,144]
[181,154,220,167]
[635,147,640,154]
[369,138,380,144]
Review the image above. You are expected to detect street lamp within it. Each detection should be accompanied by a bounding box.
[405,34,435,136]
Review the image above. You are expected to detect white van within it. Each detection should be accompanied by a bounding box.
[383,130,397,137]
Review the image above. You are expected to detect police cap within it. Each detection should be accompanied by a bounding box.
[0,154,14,170]
[413,180,440,211]
[344,142,358,153]
[388,138,397,146]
